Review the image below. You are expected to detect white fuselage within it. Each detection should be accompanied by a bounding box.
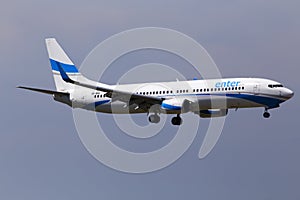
[69,77,293,114]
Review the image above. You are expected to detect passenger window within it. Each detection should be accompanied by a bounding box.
[196,89,199,92]
[200,89,202,92]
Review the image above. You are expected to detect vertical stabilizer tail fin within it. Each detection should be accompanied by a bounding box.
[45,38,81,92]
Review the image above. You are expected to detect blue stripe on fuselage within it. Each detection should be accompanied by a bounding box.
[193,93,284,108]
[50,59,79,73]
[95,100,110,107]
[83,100,110,110]
[89,93,282,110]
[159,93,284,109]
[225,93,283,108]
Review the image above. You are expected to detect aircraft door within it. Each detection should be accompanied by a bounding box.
[253,84,260,95]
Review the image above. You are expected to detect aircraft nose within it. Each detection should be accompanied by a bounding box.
[289,90,294,98]
[282,88,294,99]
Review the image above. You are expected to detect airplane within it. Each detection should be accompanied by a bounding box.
[18,38,294,125]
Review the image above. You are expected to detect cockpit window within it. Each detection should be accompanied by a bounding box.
[268,84,283,88]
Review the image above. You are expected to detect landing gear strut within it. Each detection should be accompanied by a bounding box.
[148,114,160,123]
[171,114,182,126]
[263,109,271,118]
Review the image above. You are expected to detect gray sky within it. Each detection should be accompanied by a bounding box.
[1,0,300,199]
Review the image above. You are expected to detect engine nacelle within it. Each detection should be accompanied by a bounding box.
[161,99,182,111]
[196,109,228,118]
[161,98,192,113]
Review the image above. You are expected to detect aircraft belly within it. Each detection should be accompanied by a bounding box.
[196,95,227,110]
[226,96,262,108]
[195,94,264,110]
[95,102,146,114]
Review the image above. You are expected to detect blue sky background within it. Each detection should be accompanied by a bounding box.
[1,0,300,199]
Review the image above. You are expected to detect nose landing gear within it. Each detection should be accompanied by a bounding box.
[263,108,271,118]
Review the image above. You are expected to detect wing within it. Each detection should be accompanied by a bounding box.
[56,63,164,109]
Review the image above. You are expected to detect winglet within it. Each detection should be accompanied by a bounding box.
[57,62,75,84]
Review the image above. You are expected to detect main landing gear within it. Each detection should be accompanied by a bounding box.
[263,108,271,118]
[148,113,182,126]
[171,114,182,126]
[148,114,182,126]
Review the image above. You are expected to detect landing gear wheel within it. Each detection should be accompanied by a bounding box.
[171,115,182,126]
[263,112,270,118]
[148,114,160,123]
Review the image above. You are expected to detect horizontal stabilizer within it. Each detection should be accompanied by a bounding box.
[17,86,69,95]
